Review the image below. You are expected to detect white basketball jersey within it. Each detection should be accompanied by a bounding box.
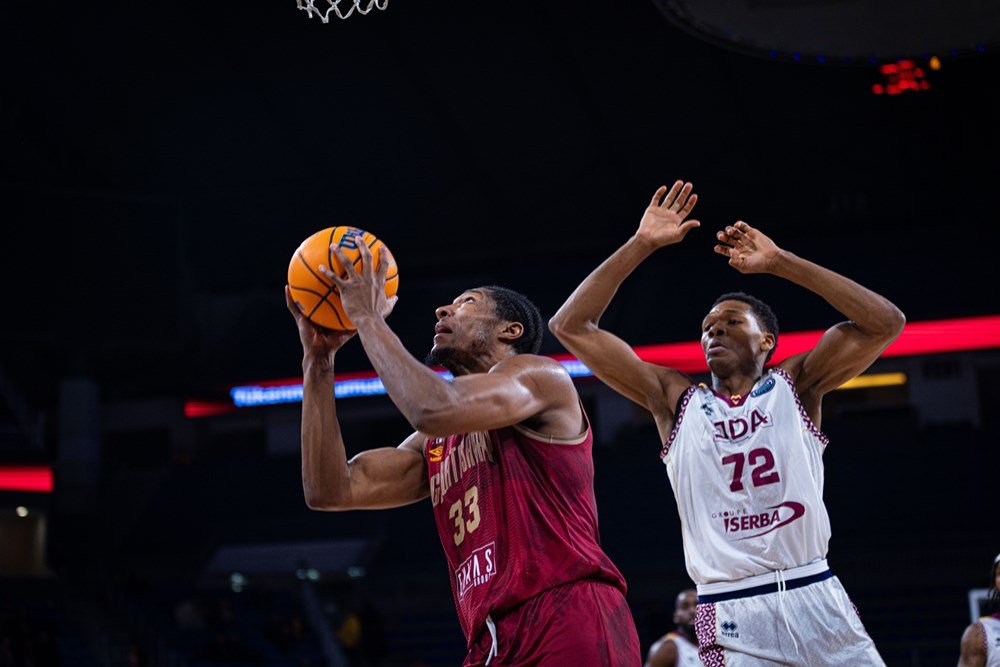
[982,616,1000,667]
[661,368,832,585]
[666,632,701,666]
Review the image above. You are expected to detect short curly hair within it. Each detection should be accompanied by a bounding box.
[712,292,779,362]
[477,286,544,355]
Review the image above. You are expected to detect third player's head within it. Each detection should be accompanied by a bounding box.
[673,588,697,636]
[426,285,543,376]
[701,292,779,379]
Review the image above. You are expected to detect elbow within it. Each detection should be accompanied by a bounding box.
[548,313,591,341]
[883,306,906,340]
[410,410,453,439]
[303,486,349,512]
[407,391,462,437]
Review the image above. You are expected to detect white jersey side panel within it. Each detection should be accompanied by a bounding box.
[667,632,701,666]
[982,616,1000,667]
[662,368,832,585]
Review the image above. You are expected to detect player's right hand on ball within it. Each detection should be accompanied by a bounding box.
[635,180,700,248]
[285,285,357,358]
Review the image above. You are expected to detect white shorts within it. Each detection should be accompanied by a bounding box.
[695,567,885,666]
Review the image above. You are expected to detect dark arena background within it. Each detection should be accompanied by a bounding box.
[0,1,997,666]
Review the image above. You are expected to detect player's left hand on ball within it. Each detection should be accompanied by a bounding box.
[321,242,397,323]
[714,221,781,274]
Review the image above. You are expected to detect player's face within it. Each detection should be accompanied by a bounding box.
[994,563,1000,593]
[430,290,494,357]
[673,589,698,628]
[700,301,772,372]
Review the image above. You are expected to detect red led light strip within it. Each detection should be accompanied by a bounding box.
[186,314,1000,415]
[0,466,54,493]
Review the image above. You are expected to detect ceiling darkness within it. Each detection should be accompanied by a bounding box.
[0,0,995,411]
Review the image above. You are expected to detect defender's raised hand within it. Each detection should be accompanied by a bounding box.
[714,221,781,274]
[635,180,700,248]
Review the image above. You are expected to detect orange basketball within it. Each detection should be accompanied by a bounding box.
[287,226,399,331]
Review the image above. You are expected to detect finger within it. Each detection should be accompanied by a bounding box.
[677,193,698,219]
[650,185,667,207]
[678,220,700,238]
[358,241,374,276]
[717,230,737,245]
[713,244,732,257]
[660,180,684,209]
[670,182,694,211]
[330,247,353,279]
[319,264,346,288]
[733,220,754,237]
[376,246,390,282]
[284,285,302,316]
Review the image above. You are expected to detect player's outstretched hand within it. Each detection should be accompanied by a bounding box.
[285,285,356,357]
[635,180,700,248]
[321,242,398,326]
[714,221,781,274]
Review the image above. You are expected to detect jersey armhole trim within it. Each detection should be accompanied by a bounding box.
[770,367,831,446]
[660,385,697,460]
[511,422,589,445]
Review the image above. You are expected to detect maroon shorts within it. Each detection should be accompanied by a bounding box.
[463,579,641,666]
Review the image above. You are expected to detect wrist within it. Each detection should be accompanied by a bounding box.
[768,248,797,276]
[350,311,385,331]
[627,234,660,254]
[303,353,335,376]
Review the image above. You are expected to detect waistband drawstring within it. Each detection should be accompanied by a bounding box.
[485,615,498,665]
[775,568,802,660]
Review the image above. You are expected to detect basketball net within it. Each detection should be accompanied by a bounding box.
[296,0,388,22]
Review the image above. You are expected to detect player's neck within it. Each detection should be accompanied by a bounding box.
[445,348,511,376]
[711,370,763,401]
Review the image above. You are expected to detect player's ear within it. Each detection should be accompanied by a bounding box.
[760,332,775,355]
[498,321,524,344]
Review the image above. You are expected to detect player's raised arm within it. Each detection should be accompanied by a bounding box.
[287,286,428,511]
[548,182,698,432]
[319,245,581,439]
[714,221,905,410]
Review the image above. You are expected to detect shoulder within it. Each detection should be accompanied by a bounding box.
[645,633,678,667]
[490,354,574,387]
[960,621,987,657]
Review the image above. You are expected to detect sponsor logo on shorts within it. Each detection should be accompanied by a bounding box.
[456,542,497,599]
[713,501,806,540]
[720,620,739,638]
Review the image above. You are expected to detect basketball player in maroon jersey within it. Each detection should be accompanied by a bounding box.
[285,241,642,666]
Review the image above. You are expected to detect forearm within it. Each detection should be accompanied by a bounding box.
[301,355,352,508]
[770,250,905,336]
[550,235,657,330]
[352,316,456,430]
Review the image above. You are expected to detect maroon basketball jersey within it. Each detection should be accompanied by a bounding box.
[424,410,627,646]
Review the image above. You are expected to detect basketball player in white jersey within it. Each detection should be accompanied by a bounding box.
[645,588,701,667]
[958,553,1000,667]
[549,180,905,665]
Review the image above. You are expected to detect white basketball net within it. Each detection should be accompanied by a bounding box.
[296,0,388,22]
